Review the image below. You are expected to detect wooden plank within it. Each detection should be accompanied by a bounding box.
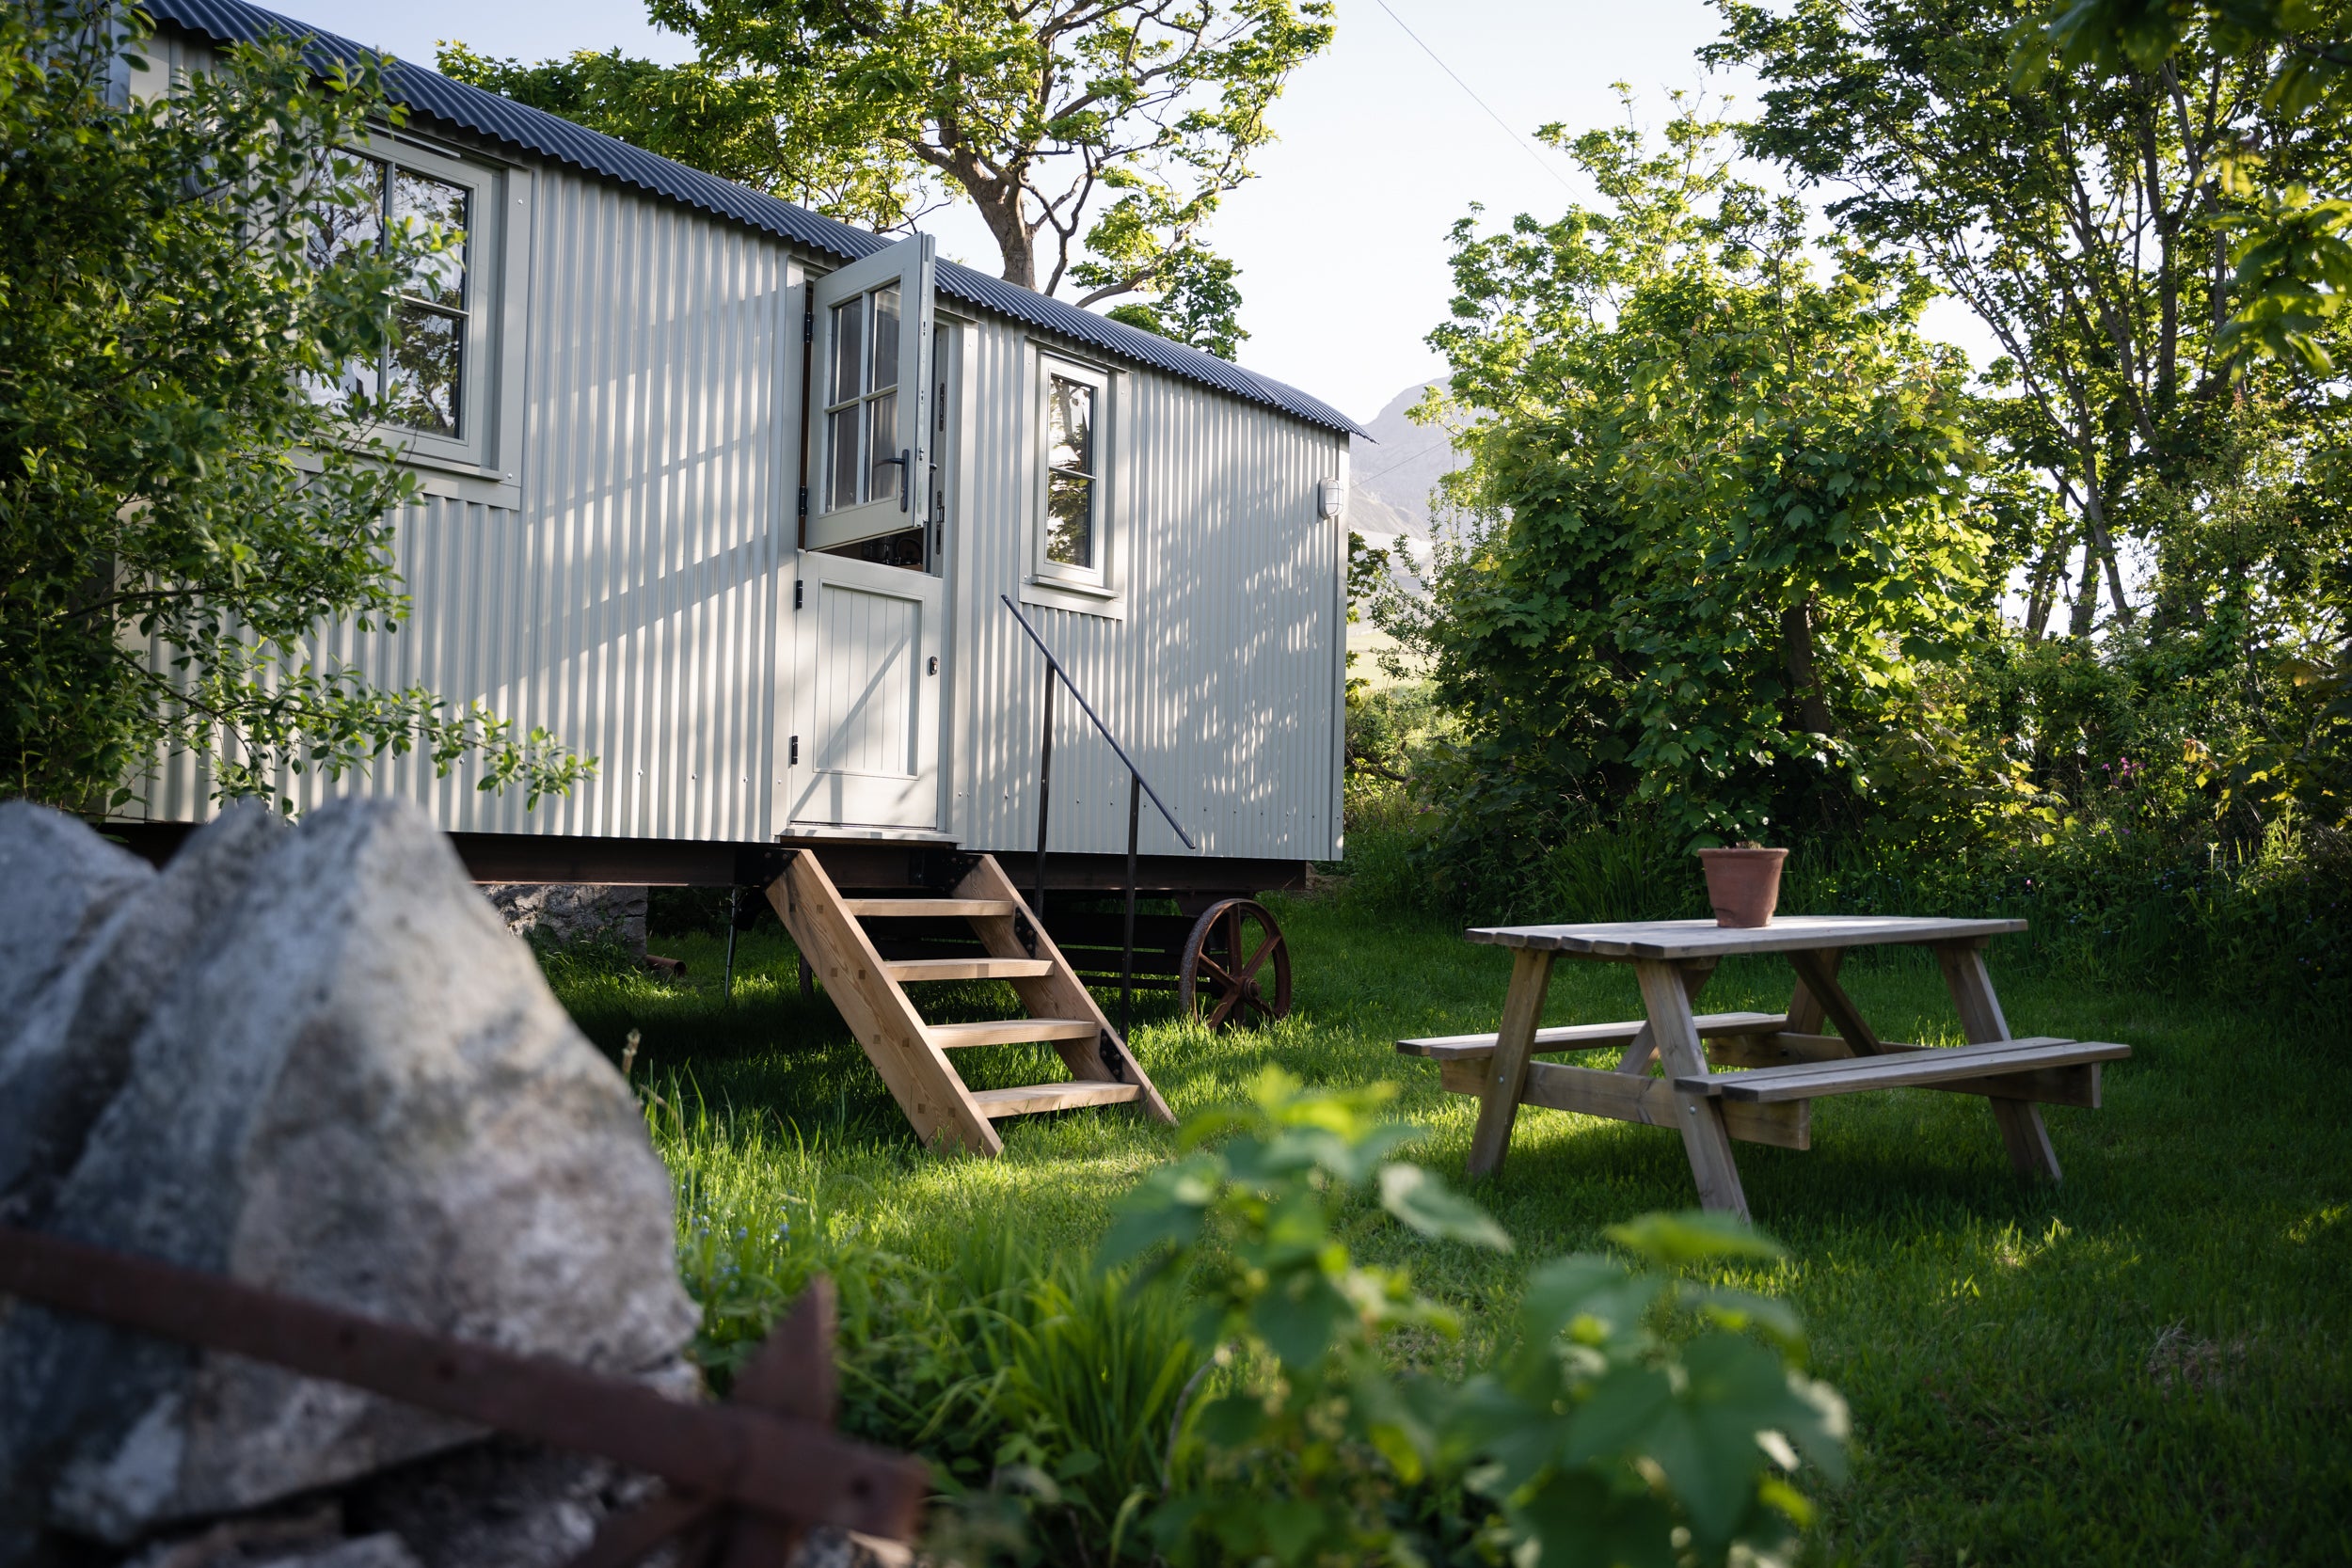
[885,958,1055,982]
[1634,958,1751,1219]
[970,1082,1143,1118]
[1783,946,1841,1035]
[1677,1037,2128,1103]
[1464,915,2026,960]
[1465,947,1554,1180]
[953,857,1176,1126]
[1432,1058,1808,1149]
[1616,959,1717,1074]
[1705,1033,2103,1107]
[846,898,1015,919]
[1785,948,1883,1055]
[1938,941,2064,1181]
[1396,1011,1787,1062]
[928,1018,1103,1049]
[767,855,1003,1156]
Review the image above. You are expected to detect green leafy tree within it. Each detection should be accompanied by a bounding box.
[444,0,1334,353]
[1708,0,2339,635]
[1715,0,2349,824]
[1396,103,2001,847]
[0,2,591,811]
[433,42,915,231]
[1101,1069,1848,1567]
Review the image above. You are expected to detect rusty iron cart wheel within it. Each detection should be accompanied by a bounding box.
[1177,897,1293,1030]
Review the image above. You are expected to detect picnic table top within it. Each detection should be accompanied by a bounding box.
[1463,914,2027,961]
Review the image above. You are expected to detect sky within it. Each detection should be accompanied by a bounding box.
[273,0,1990,427]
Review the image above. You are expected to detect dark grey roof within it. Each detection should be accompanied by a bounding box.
[144,0,1366,437]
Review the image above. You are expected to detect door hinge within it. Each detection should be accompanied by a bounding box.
[793,578,803,610]
[797,485,807,518]
[803,308,814,343]
[788,735,800,765]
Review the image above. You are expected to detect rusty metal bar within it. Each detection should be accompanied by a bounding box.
[0,1227,926,1541]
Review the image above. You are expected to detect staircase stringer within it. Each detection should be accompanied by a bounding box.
[765,852,1004,1157]
[951,857,1177,1126]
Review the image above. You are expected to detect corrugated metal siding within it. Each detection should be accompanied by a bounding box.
[946,319,1349,863]
[146,166,795,839]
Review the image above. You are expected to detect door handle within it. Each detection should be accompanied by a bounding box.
[880,448,912,511]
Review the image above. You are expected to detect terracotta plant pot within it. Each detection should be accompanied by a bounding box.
[1696,846,1788,928]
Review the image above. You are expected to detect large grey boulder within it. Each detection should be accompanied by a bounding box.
[0,800,698,1555]
[0,805,288,1229]
[0,803,156,1035]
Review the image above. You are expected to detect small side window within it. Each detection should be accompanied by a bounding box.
[1034,356,1112,593]
[310,135,511,488]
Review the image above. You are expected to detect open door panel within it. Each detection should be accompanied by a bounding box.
[806,235,937,552]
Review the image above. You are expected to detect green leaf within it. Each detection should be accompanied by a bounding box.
[1250,1269,1357,1368]
[1378,1164,1514,1250]
[1605,1209,1786,1268]
[1564,1363,1676,1464]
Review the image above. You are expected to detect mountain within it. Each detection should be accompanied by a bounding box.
[1346,381,1464,540]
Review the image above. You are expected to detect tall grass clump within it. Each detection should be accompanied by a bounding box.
[642,1075,1203,1560]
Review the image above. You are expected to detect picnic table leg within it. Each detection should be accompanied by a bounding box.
[1613,958,1716,1074]
[1936,941,2062,1182]
[1784,948,1842,1034]
[1634,958,1750,1220]
[1466,947,1555,1180]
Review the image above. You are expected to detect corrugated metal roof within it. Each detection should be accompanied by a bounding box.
[143,0,1367,437]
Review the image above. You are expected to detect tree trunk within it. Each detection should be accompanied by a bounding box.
[2067,546,2102,637]
[1780,600,1836,737]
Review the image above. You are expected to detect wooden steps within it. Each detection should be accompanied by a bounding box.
[845,897,1015,918]
[971,1082,1142,1118]
[885,958,1055,982]
[930,1019,1102,1049]
[765,851,1174,1157]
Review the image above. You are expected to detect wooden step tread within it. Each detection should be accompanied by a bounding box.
[928,1018,1101,1049]
[970,1081,1142,1118]
[845,897,1017,919]
[886,958,1055,982]
[1398,1012,1788,1063]
[1678,1037,2131,1103]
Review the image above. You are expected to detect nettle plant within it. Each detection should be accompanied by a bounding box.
[1100,1069,1848,1567]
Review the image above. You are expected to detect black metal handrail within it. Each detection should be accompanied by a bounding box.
[1000,594,1195,1037]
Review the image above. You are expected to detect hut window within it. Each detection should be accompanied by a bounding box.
[1035,356,1112,593]
[305,136,513,495]
[312,156,472,437]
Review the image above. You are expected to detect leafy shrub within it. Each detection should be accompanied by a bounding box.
[1102,1069,1848,1567]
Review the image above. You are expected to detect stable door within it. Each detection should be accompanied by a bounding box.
[786,233,948,831]
[787,548,943,829]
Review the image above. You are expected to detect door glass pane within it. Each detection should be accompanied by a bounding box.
[868,283,900,392]
[386,303,461,435]
[829,297,864,405]
[828,405,861,510]
[1046,472,1093,567]
[865,389,898,503]
[1047,376,1093,475]
[390,169,468,307]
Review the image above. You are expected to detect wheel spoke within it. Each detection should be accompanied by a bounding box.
[1239,929,1279,979]
[1207,989,1245,1028]
[1194,953,1240,990]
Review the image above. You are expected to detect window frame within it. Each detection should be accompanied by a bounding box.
[1027,351,1120,607]
[331,128,529,507]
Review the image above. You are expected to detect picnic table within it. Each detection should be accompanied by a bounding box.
[1396,916,2130,1221]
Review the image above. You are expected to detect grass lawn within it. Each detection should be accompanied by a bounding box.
[548,894,2352,1565]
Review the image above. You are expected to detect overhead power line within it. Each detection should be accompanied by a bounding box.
[1368,0,1578,197]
